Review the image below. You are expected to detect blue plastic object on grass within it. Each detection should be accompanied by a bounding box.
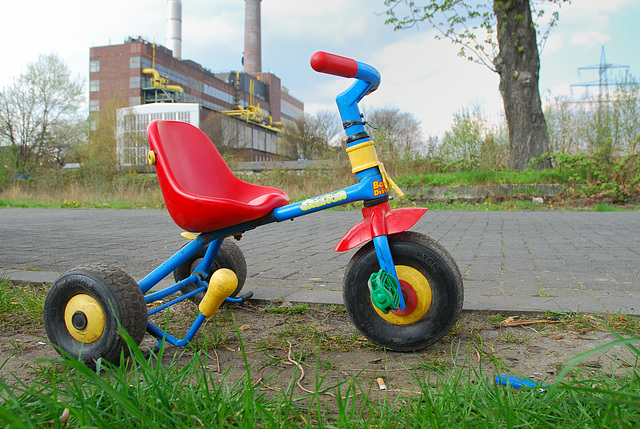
[495,374,548,389]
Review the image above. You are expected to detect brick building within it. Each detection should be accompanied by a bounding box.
[89,37,304,165]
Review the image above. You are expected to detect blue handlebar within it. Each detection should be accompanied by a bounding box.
[310,51,380,147]
[353,61,380,93]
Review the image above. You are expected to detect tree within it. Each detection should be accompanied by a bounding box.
[280,114,335,160]
[313,109,343,145]
[0,54,85,173]
[384,0,568,170]
[437,106,509,169]
[86,95,127,173]
[364,106,424,159]
[200,111,242,160]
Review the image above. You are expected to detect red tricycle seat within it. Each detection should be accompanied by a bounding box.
[147,120,289,232]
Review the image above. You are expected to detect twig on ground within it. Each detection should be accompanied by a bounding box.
[287,341,336,397]
[499,316,557,327]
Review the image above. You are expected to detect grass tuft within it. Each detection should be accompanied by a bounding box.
[261,303,309,316]
[0,279,46,328]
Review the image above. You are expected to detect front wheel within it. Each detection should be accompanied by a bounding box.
[343,231,463,351]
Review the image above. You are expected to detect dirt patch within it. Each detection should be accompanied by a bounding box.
[1,301,636,395]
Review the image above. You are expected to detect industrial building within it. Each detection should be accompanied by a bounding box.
[89,0,304,166]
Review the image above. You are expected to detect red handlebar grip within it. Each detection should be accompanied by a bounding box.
[310,51,358,78]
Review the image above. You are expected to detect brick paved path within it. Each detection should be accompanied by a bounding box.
[1,209,638,314]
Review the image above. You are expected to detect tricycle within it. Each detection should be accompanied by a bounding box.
[43,51,464,366]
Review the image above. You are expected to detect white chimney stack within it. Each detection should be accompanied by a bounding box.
[166,0,182,59]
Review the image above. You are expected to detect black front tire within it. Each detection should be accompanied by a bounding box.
[43,263,147,367]
[343,231,463,351]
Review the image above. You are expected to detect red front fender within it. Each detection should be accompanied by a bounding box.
[334,202,427,252]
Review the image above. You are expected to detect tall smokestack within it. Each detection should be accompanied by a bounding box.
[166,0,182,59]
[243,0,262,74]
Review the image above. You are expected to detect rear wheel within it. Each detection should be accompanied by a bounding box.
[43,263,147,367]
[173,238,247,302]
[343,231,463,351]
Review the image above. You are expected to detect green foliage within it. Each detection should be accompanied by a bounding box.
[545,74,640,156]
[396,168,563,188]
[594,203,620,212]
[2,80,640,208]
[426,107,509,171]
[0,147,17,189]
[82,95,128,174]
[530,150,640,203]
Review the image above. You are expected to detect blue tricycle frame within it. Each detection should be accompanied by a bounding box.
[43,52,464,365]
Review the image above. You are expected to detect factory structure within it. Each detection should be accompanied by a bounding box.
[89,0,304,166]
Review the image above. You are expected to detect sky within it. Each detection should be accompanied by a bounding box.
[2,0,639,137]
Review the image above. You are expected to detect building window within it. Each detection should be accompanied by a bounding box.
[204,84,234,104]
[129,96,140,106]
[90,80,100,92]
[130,56,141,69]
[130,77,141,89]
[90,60,100,73]
[89,100,100,112]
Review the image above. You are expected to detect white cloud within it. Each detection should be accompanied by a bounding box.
[567,0,635,14]
[569,31,612,49]
[546,0,630,53]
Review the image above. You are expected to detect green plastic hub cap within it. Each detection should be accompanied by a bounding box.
[368,269,400,314]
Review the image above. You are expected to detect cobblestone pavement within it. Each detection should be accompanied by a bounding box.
[1,208,638,314]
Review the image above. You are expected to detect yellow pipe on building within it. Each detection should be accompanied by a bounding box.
[142,68,183,92]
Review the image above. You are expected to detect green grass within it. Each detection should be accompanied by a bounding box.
[396,168,568,188]
[0,198,162,209]
[0,278,46,328]
[0,170,165,209]
[0,199,53,209]
[261,303,309,316]
[2,287,640,428]
[2,327,639,428]
[392,198,558,212]
[595,203,623,212]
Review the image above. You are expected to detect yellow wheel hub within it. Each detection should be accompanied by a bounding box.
[64,294,105,343]
[374,265,432,325]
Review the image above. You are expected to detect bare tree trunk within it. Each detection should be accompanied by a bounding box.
[493,0,551,170]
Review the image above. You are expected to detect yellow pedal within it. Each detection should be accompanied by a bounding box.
[198,269,238,317]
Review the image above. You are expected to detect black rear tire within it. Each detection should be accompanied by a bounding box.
[343,231,463,351]
[43,263,147,367]
[173,238,247,302]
